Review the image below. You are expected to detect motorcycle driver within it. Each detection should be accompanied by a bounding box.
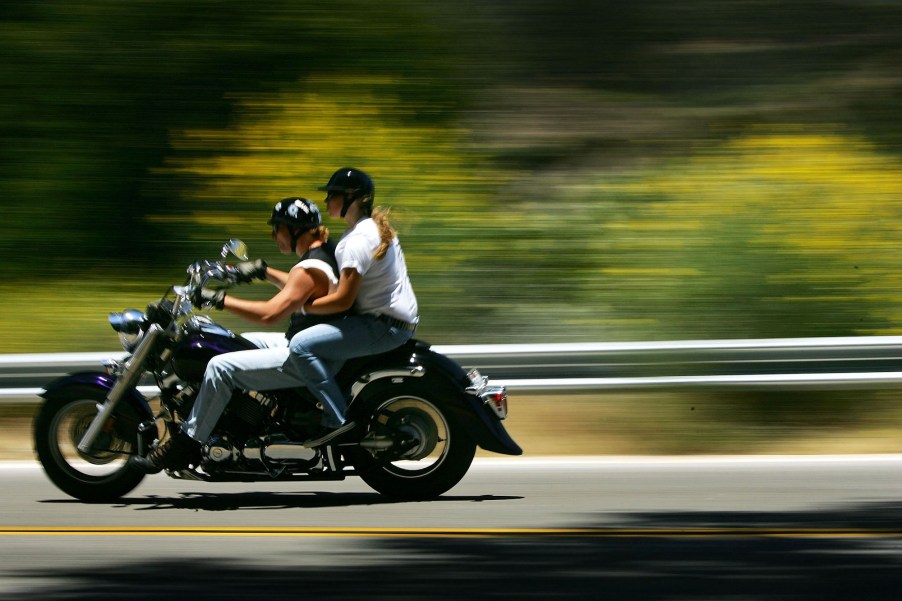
[132,197,343,473]
[283,167,419,447]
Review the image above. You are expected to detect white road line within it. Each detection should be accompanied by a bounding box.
[7,454,902,472]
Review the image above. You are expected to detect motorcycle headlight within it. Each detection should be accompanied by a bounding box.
[109,309,148,352]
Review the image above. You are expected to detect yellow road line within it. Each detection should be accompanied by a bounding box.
[2,526,902,539]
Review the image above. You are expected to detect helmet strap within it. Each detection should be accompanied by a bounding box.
[342,196,374,219]
[340,194,355,218]
[290,227,302,252]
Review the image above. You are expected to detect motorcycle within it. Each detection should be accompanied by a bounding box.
[34,240,521,502]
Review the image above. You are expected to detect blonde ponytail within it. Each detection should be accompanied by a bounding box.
[371,206,396,260]
[312,225,330,243]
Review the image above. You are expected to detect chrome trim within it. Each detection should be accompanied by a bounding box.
[241,440,264,462]
[264,443,318,461]
[101,358,126,377]
[465,368,489,394]
[350,365,426,399]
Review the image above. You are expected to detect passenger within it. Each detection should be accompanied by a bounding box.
[285,167,419,447]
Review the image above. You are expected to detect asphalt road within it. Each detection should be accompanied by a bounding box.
[4,455,902,600]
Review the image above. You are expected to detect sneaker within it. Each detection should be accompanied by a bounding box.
[131,432,201,474]
[303,421,356,448]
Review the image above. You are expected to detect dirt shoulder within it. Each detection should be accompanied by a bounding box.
[2,415,35,460]
[8,391,902,461]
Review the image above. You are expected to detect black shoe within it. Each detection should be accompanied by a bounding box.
[303,421,356,447]
[131,432,201,474]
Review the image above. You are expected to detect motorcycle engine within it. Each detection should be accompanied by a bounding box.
[198,391,326,475]
[203,435,238,465]
[201,433,320,474]
[229,390,274,427]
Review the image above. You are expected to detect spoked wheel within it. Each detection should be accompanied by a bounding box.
[347,381,476,500]
[34,386,147,502]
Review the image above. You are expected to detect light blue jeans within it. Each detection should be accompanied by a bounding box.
[181,332,298,442]
[285,315,415,428]
[181,318,413,442]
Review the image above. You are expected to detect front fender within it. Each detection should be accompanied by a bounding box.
[40,371,154,423]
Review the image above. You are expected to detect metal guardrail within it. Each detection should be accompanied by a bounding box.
[436,336,902,392]
[2,336,902,403]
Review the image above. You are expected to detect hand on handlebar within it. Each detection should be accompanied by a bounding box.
[233,259,268,283]
[190,287,225,310]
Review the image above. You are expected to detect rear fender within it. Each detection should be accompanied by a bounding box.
[346,342,523,456]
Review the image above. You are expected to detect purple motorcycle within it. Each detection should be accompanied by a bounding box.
[34,240,520,502]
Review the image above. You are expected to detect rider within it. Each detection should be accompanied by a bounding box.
[132,197,343,473]
[284,167,419,447]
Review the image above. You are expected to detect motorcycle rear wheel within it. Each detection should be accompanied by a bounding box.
[34,385,147,502]
[347,380,476,500]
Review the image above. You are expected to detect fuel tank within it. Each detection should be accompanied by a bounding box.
[170,317,257,382]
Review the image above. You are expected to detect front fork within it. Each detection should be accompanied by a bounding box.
[77,324,165,454]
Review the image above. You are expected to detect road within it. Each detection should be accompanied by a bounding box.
[3,455,902,599]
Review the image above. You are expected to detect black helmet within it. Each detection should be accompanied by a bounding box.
[318,167,375,217]
[268,197,322,231]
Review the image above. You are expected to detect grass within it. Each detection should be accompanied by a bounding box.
[0,276,276,353]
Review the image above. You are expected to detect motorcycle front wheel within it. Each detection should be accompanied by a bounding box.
[34,385,147,502]
[347,380,476,500]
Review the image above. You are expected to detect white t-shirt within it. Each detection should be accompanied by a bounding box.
[336,217,418,323]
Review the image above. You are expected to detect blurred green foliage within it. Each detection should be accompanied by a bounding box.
[2,0,902,352]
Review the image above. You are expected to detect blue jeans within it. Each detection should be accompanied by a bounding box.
[285,315,415,428]
[181,334,300,442]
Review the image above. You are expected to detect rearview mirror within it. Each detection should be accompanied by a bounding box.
[222,239,248,261]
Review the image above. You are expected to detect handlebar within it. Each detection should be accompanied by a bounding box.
[185,260,240,289]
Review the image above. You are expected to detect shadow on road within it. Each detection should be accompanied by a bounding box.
[39,491,522,511]
[12,501,902,600]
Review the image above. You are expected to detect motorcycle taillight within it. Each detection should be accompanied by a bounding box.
[479,387,509,420]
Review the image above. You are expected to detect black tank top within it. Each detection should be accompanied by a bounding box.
[285,240,349,340]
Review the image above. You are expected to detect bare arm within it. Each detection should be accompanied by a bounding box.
[304,267,362,315]
[262,265,290,289]
[222,267,329,326]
